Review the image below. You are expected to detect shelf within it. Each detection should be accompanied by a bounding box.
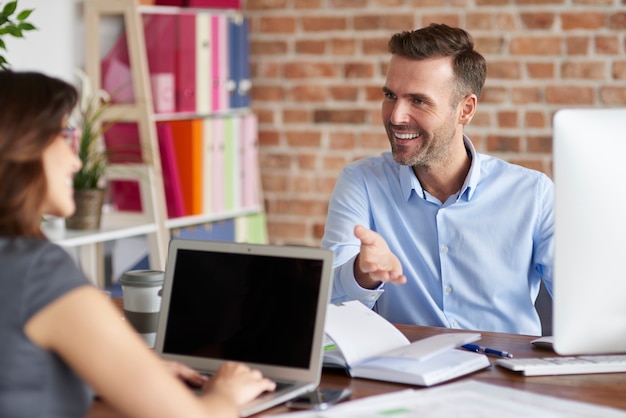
[43,213,157,247]
[165,206,262,229]
[44,206,263,247]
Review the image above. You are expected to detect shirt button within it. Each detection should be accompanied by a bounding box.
[452,321,459,328]
[445,286,452,293]
[441,246,449,253]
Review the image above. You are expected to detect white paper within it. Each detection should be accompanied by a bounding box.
[325,301,409,366]
[266,380,626,418]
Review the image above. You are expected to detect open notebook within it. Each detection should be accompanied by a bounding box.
[154,239,334,416]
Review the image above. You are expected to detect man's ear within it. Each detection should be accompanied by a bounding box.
[458,94,477,126]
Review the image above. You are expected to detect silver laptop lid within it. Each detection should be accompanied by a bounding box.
[552,108,626,355]
[155,238,334,384]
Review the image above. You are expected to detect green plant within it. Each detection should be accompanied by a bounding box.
[0,0,36,70]
[72,68,112,190]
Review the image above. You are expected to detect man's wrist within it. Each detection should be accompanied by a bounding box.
[353,254,382,290]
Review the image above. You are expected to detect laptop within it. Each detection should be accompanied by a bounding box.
[154,238,334,416]
[551,107,626,355]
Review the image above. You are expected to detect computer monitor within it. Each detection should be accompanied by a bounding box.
[552,107,626,355]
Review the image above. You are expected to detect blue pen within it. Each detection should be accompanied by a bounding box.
[461,343,513,359]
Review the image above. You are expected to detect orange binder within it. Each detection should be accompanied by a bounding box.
[168,119,204,215]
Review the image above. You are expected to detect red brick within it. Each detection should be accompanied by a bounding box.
[474,36,506,54]
[561,12,606,30]
[566,36,589,55]
[525,111,547,128]
[328,132,357,149]
[596,36,619,54]
[295,40,326,55]
[510,36,561,55]
[330,0,367,6]
[612,61,626,79]
[289,85,328,102]
[600,87,626,105]
[257,130,280,146]
[258,16,296,33]
[301,16,347,32]
[313,109,367,124]
[330,86,359,101]
[520,12,555,29]
[344,62,375,78]
[363,37,390,55]
[545,86,595,104]
[246,0,289,10]
[486,135,521,152]
[609,12,626,29]
[251,85,285,101]
[488,61,522,79]
[467,13,494,30]
[294,0,322,7]
[284,62,338,78]
[561,62,607,79]
[512,87,543,104]
[296,155,317,170]
[527,62,555,79]
[527,135,552,153]
[480,86,507,103]
[331,38,357,55]
[497,111,518,128]
[285,131,322,147]
[250,40,288,55]
[283,109,310,124]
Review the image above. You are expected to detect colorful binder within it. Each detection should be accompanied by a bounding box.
[176,12,197,113]
[228,15,250,108]
[211,14,230,112]
[195,12,212,115]
[240,113,259,209]
[169,119,204,215]
[104,122,185,219]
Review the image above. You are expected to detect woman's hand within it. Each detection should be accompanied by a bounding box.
[163,360,208,388]
[203,362,276,406]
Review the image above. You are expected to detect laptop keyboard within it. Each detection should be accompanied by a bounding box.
[495,354,626,376]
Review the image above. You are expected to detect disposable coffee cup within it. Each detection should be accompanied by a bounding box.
[119,269,164,347]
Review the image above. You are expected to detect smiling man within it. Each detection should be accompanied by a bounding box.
[321,24,554,335]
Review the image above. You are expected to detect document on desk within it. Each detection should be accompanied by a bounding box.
[323,301,490,386]
[267,380,626,418]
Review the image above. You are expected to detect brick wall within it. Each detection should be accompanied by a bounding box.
[244,0,626,246]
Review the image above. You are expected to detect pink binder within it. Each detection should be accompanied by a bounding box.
[187,0,241,8]
[211,14,230,112]
[157,122,186,218]
[176,13,196,113]
[241,114,259,208]
[211,117,225,213]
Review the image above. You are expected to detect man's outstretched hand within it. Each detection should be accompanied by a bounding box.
[353,225,407,289]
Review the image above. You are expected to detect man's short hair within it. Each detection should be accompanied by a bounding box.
[388,23,487,100]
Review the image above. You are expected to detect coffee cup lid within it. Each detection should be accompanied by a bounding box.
[119,269,164,287]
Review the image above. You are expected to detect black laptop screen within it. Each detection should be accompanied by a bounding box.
[161,248,323,369]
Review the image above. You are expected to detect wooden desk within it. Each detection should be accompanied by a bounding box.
[89,300,626,417]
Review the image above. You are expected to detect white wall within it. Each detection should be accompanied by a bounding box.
[4,0,79,83]
[4,0,122,86]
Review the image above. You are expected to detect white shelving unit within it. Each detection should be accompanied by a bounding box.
[47,0,263,287]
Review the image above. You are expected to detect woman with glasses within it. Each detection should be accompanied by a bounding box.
[0,71,275,418]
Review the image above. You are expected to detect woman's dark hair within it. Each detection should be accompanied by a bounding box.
[388,23,487,102]
[0,71,78,238]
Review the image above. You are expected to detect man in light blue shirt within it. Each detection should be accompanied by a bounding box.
[321,24,553,335]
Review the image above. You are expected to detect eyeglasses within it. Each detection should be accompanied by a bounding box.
[60,126,78,153]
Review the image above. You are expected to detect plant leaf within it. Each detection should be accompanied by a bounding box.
[16,8,33,20]
[18,22,36,31]
[1,1,18,16]
[5,25,22,37]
